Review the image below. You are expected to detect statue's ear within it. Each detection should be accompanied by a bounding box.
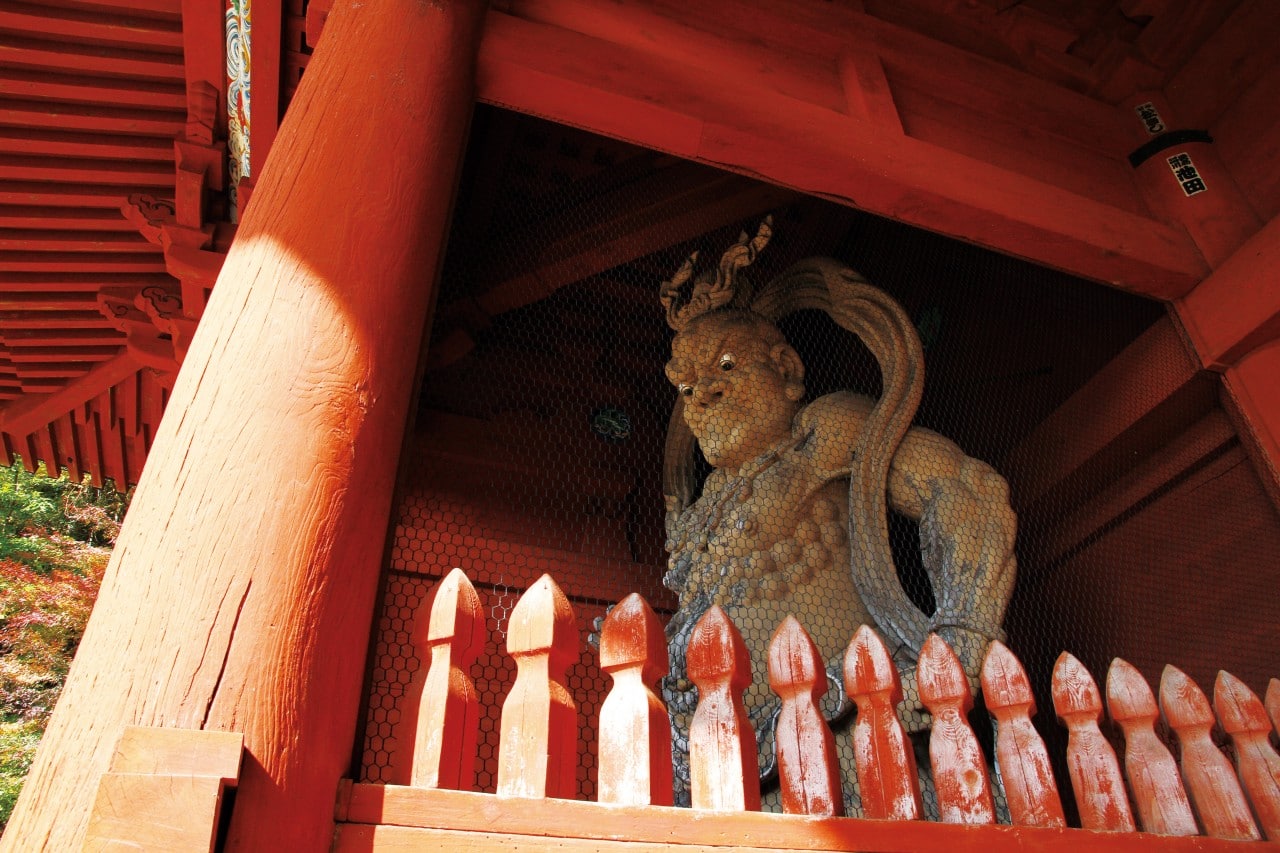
[771,343,806,401]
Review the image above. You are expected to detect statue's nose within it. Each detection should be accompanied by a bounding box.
[692,378,725,407]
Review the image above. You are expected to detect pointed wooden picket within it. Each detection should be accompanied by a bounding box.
[408,568,486,791]
[597,593,674,807]
[687,605,760,812]
[844,625,922,821]
[980,640,1065,828]
[1214,671,1280,840]
[1267,680,1280,744]
[496,574,580,799]
[1104,658,1196,836]
[1051,652,1135,832]
[1160,665,1259,840]
[917,633,994,824]
[768,616,843,817]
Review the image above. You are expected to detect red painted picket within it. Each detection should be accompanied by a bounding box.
[597,593,674,806]
[385,567,1280,851]
[768,616,843,816]
[1161,665,1261,840]
[917,633,995,824]
[496,573,579,799]
[844,624,923,821]
[1267,680,1280,739]
[980,640,1065,828]
[1051,651,1136,832]
[686,605,760,811]
[406,567,486,791]
[1214,670,1280,839]
[1105,657,1197,836]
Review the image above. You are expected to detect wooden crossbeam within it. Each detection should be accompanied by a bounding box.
[0,127,175,162]
[0,98,184,136]
[1001,316,1217,513]
[0,66,186,109]
[477,4,1208,298]
[0,206,138,230]
[471,160,795,316]
[1176,214,1280,371]
[0,352,139,437]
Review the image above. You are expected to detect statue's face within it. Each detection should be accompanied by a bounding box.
[666,313,801,471]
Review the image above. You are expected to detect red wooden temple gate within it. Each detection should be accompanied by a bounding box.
[1,0,1279,850]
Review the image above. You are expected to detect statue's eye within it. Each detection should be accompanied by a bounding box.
[679,384,693,397]
[719,354,735,371]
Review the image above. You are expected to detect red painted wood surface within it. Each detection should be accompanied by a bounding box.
[844,625,922,821]
[1213,671,1280,839]
[980,641,1064,828]
[597,593,673,806]
[1267,680,1280,740]
[917,634,994,824]
[403,568,485,790]
[338,782,1276,852]
[768,615,843,816]
[1160,665,1260,840]
[1051,652,1135,832]
[1105,658,1197,836]
[0,1,487,849]
[687,605,760,812]
[497,574,579,799]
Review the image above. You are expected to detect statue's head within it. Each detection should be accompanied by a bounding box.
[660,219,805,470]
[666,309,805,470]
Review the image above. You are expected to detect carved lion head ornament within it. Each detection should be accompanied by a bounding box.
[659,218,935,659]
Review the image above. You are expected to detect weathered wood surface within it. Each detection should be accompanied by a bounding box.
[402,568,485,790]
[687,605,760,812]
[918,633,994,824]
[1214,670,1280,839]
[980,641,1065,828]
[338,783,1280,852]
[844,624,922,821]
[1161,666,1260,840]
[0,2,487,848]
[497,574,579,799]
[1051,652,1135,832]
[597,592,673,806]
[768,616,842,816]
[1268,680,1280,739]
[1105,658,1197,836]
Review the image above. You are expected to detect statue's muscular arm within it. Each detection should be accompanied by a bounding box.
[797,391,1018,684]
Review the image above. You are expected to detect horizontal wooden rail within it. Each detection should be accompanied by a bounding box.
[343,567,1280,851]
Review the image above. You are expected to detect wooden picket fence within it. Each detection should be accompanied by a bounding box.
[333,568,1280,851]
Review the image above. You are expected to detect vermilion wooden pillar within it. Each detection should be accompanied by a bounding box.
[0,1,485,850]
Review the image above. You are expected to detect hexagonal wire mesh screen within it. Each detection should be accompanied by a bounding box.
[356,105,1280,818]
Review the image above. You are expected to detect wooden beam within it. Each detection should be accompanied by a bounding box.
[1001,315,1217,512]
[0,4,183,51]
[0,36,182,80]
[1222,340,1280,497]
[0,66,186,110]
[0,127,175,162]
[0,1,487,848]
[0,98,184,137]
[477,7,1208,298]
[0,206,140,231]
[0,353,139,437]
[1175,213,1280,371]
[472,161,796,316]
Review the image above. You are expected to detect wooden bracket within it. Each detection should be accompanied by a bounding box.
[83,726,244,852]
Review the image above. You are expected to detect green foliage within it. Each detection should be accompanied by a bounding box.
[0,457,123,834]
[0,721,41,829]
